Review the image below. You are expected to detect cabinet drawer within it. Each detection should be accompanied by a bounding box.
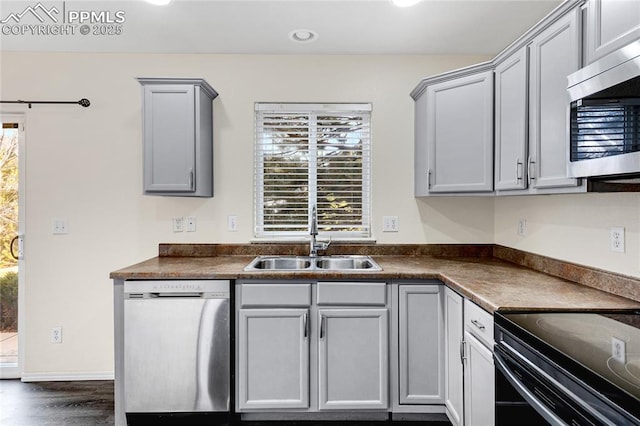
[464,299,494,349]
[240,283,311,307]
[317,282,386,306]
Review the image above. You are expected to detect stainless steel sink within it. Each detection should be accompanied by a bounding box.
[315,256,381,271]
[244,255,381,271]
[244,256,312,271]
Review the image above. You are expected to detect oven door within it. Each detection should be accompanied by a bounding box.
[494,346,614,426]
[494,343,617,426]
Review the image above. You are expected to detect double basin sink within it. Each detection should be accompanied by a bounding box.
[244,255,382,272]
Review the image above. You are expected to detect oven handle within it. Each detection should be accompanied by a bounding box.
[494,350,568,426]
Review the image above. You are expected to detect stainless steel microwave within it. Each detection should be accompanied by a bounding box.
[567,40,640,179]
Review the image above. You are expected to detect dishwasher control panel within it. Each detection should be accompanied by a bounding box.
[124,279,230,298]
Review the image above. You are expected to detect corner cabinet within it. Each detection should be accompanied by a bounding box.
[585,0,640,64]
[137,78,218,197]
[412,65,494,195]
[443,289,495,426]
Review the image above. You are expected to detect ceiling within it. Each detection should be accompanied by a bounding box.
[0,0,563,55]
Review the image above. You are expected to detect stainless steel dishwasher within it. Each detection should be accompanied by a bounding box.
[123,280,230,414]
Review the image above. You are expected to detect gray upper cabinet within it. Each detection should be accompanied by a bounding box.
[585,0,640,64]
[495,5,584,195]
[494,47,528,191]
[414,0,590,197]
[412,65,494,195]
[528,7,582,190]
[138,78,218,197]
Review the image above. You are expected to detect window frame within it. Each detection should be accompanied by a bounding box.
[254,102,372,241]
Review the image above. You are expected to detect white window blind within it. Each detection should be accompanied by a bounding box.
[254,103,371,239]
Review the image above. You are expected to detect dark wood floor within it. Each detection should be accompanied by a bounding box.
[0,380,451,425]
[0,379,115,425]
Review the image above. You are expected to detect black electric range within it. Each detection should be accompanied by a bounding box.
[494,310,640,426]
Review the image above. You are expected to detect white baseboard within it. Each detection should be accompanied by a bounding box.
[20,371,114,382]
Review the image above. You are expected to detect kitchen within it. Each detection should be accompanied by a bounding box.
[1,0,640,425]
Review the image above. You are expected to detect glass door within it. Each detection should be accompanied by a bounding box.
[0,114,24,379]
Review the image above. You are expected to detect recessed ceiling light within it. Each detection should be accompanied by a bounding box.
[391,0,421,6]
[289,29,319,43]
[145,0,172,5]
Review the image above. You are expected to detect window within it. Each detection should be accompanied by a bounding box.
[254,103,371,240]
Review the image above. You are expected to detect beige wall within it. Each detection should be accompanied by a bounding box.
[3,51,638,378]
[495,193,640,278]
[1,52,492,377]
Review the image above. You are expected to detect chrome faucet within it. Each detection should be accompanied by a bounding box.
[310,205,330,257]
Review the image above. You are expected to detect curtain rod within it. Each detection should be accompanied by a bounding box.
[0,98,90,108]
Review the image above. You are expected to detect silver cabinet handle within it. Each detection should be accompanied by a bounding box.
[471,319,485,330]
[320,315,325,339]
[527,156,535,186]
[303,313,308,339]
[427,168,432,189]
[516,158,523,181]
[460,339,467,363]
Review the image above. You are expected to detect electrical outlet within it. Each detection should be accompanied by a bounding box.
[517,219,527,236]
[52,219,68,235]
[51,327,62,344]
[228,215,238,232]
[610,227,625,253]
[173,217,184,233]
[611,336,626,363]
[186,216,196,232]
[383,216,399,232]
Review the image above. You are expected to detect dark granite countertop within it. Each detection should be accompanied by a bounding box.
[110,244,640,314]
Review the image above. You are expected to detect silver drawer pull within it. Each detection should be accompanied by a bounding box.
[471,319,485,330]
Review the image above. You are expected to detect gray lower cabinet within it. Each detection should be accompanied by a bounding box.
[463,332,494,426]
[137,78,218,197]
[318,308,389,410]
[237,308,309,410]
[236,281,389,415]
[444,287,464,426]
[398,284,443,405]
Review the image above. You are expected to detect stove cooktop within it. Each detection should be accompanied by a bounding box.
[499,311,640,403]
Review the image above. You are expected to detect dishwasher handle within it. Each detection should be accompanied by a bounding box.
[150,292,205,298]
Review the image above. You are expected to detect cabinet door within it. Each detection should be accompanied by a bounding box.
[586,0,640,64]
[318,308,388,410]
[444,288,464,426]
[463,332,495,426]
[237,309,309,410]
[495,48,528,191]
[143,84,196,193]
[426,71,494,193]
[528,9,581,189]
[398,285,443,405]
